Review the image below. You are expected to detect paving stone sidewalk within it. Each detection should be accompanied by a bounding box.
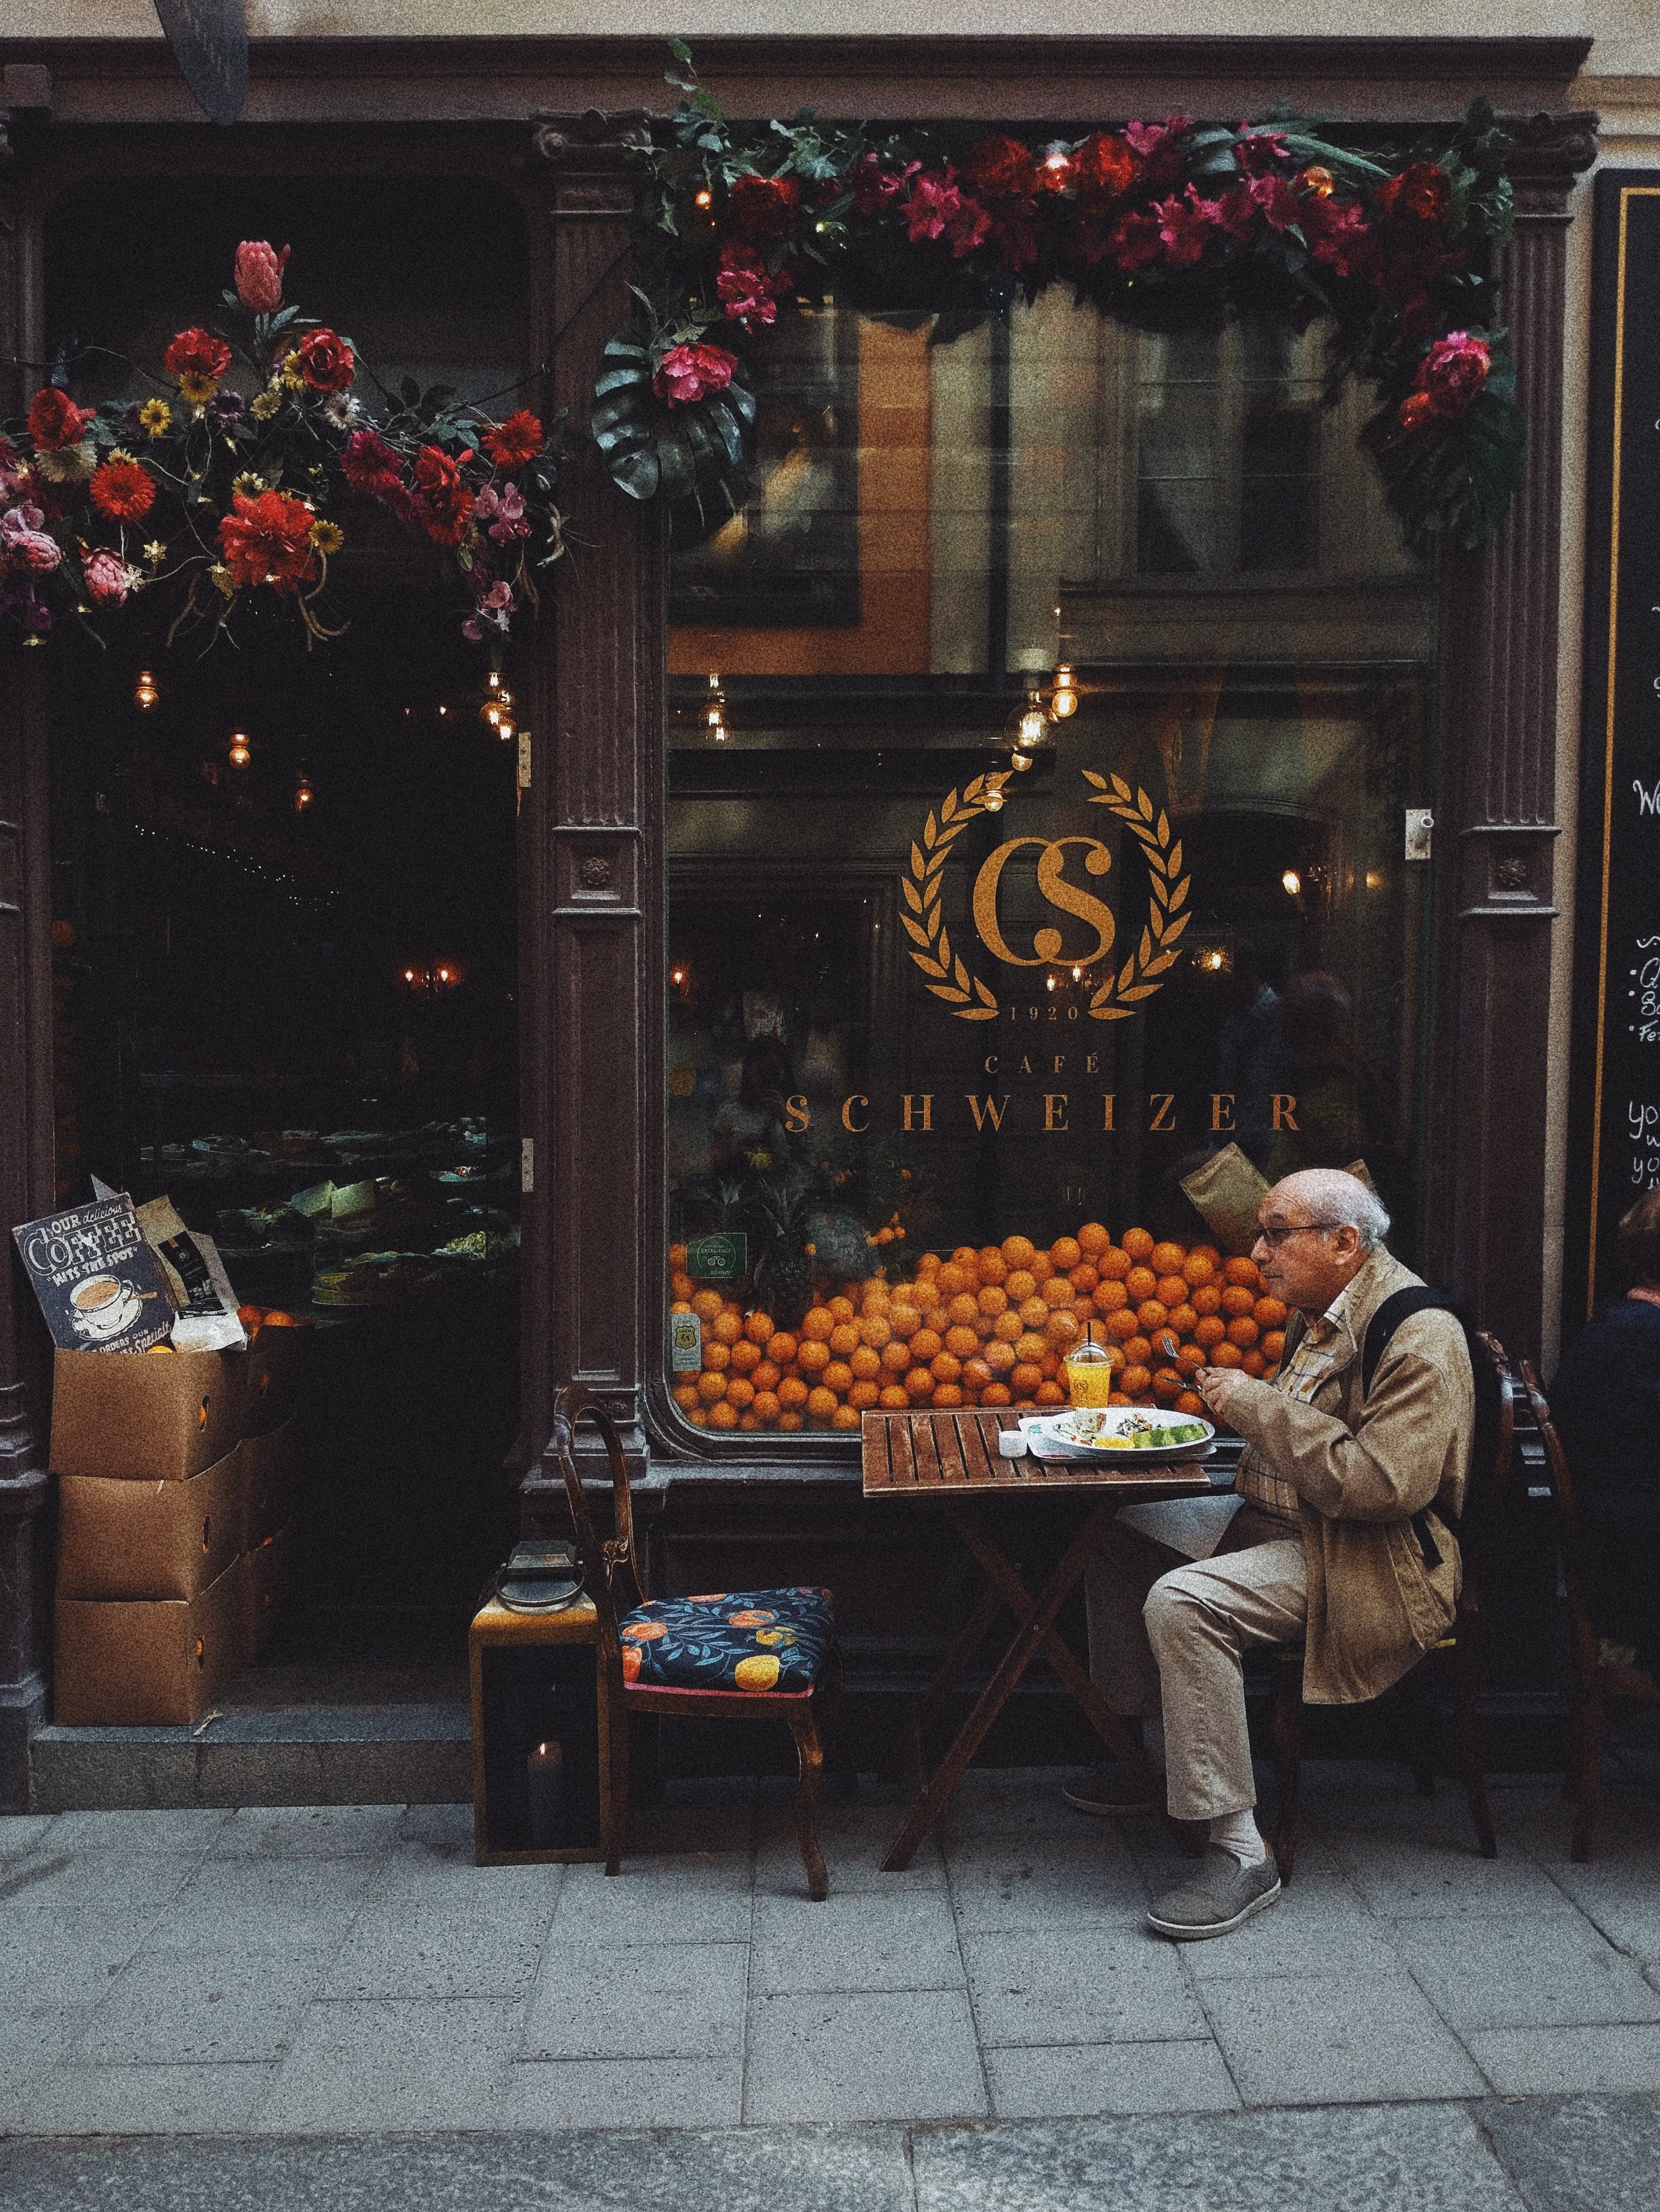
[5,1756,1660,2203]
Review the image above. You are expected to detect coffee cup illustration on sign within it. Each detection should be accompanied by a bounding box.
[68,1275,143,1342]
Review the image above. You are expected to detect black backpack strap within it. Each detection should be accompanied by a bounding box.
[1361,1285,1475,1565]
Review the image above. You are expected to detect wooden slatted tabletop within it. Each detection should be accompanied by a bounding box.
[861,1407,1217,1498]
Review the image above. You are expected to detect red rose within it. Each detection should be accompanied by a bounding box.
[653,342,738,409]
[728,175,801,242]
[1413,330,1492,419]
[716,243,793,333]
[234,241,290,314]
[26,387,96,452]
[1377,161,1450,227]
[88,456,156,524]
[1072,132,1137,207]
[295,328,355,393]
[964,135,1040,203]
[480,410,544,470]
[163,327,232,384]
[216,488,319,596]
[340,428,404,496]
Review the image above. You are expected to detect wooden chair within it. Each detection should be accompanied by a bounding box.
[1519,1361,1660,1863]
[1268,1328,1516,1880]
[547,1383,843,1901]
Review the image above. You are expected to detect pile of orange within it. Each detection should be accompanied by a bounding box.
[668,1224,1284,1435]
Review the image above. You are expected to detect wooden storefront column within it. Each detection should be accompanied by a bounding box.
[0,111,57,1809]
[1425,113,1598,1366]
[518,114,665,1511]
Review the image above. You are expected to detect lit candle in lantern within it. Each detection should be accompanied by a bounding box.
[526,1739,565,1848]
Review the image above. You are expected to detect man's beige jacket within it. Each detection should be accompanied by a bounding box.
[1223,1247,1475,1706]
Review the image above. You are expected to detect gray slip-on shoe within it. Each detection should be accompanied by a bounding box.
[1147,1843,1282,1940]
[1061,1763,1161,1817]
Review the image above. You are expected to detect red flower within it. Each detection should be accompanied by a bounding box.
[988,206,1041,273]
[1103,209,1164,273]
[1123,117,1190,184]
[1214,185,1260,243]
[653,342,738,409]
[903,168,991,258]
[340,429,403,496]
[480,410,544,470]
[1072,132,1137,207]
[82,549,137,606]
[717,243,792,333]
[964,135,1040,202]
[26,387,96,452]
[1235,127,1293,176]
[1413,330,1492,419]
[412,443,476,546]
[295,329,355,393]
[163,327,232,385]
[1246,173,1301,232]
[216,489,319,596]
[849,152,919,216]
[1303,197,1374,279]
[234,241,290,314]
[1377,161,1450,227]
[1154,191,1218,270]
[1397,390,1437,432]
[728,175,801,242]
[88,456,156,523]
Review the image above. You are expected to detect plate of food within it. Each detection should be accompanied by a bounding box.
[1027,1407,1215,1461]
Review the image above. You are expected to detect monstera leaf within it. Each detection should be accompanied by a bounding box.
[591,308,757,517]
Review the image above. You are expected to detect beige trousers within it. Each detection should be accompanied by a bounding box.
[1084,1507,1308,1822]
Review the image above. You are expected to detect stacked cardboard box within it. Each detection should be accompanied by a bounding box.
[53,1331,305,1725]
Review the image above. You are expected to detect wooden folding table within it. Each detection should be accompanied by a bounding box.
[862,1406,1217,1870]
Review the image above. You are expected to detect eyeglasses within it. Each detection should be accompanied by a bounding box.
[1254,1220,1343,1248]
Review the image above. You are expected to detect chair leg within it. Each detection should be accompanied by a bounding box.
[1454,1624,1497,1859]
[785,1704,829,1901]
[1270,1651,1303,1883]
[819,1648,858,1802]
[1572,1668,1606,1864]
[604,1689,630,1878]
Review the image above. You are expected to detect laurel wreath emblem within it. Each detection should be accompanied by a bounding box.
[900,768,1191,1024]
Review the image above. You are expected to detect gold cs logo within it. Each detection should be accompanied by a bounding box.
[902,770,1191,1023]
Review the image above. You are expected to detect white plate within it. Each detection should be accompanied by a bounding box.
[1027,1408,1215,1461]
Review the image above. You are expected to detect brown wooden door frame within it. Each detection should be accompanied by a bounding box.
[0,57,1595,1807]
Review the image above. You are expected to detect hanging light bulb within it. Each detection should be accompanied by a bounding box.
[1010,749,1034,773]
[1049,663,1078,718]
[705,672,728,744]
[227,731,251,769]
[1014,690,1050,751]
[294,770,314,812]
[133,668,160,710]
[1282,868,1302,897]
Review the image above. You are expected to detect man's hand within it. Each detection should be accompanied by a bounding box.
[1196,1364,1251,1422]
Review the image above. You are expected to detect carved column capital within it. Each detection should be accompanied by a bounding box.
[528,109,655,168]
[1500,110,1600,216]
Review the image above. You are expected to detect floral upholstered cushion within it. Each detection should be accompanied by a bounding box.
[617,1587,835,1694]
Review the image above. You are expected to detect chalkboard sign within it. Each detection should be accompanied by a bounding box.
[1572,173,1660,1322]
[152,0,248,128]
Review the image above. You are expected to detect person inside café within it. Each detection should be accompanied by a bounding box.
[1547,1187,1660,1679]
[1070,1168,1474,1941]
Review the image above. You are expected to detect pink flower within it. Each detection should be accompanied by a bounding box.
[1414,330,1492,419]
[1215,185,1260,243]
[903,168,991,258]
[340,429,404,497]
[1247,173,1301,232]
[1123,116,1190,182]
[1235,127,1293,176]
[653,342,738,408]
[717,244,791,333]
[0,503,62,573]
[234,241,290,314]
[1303,197,1374,279]
[1102,209,1163,272]
[474,482,529,543]
[82,548,137,605]
[1153,191,1216,269]
[850,153,919,216]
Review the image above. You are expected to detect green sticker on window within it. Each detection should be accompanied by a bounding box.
[686,1232,746,1281]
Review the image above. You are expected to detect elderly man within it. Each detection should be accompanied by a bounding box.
[1069,1168,1473,1941]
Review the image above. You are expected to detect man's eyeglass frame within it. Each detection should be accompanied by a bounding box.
[1254,1219,1345,1249]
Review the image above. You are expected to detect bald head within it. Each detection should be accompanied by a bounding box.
[1267,1170,1390,1251]
[1252,1169,1390,1315]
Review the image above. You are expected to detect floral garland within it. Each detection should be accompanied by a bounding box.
[1,241,566,647]
[595,52,1523,552]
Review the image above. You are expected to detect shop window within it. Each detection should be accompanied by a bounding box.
[666,296,1437,1447]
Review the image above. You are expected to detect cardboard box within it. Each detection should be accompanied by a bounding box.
[50,1345,247,1481]
[57,1444,244,1602]
[245,1325,305,1435]
[54,1557,245,1726]
[240,1419,298,1550]
[242,1522,294,1659]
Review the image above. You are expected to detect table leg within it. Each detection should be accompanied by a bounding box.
[880,1500,1114,1871]
[876,1581,1007,1786]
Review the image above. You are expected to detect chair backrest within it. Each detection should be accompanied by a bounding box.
[1457,1328,1517,1602]
[545,1385,647,1674]
[1519,1360,1609,1685]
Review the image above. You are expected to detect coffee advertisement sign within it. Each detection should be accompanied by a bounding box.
[13,1195,174,1352]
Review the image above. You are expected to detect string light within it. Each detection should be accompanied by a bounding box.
[294,770,314,813]
[132,824,339,912]
[133,669,160,710]
[227,730,251,768]
[1049,663,1078,718]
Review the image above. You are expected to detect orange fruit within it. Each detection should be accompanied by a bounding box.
[1035,1379,1066,1406]
[1224,1257,1261,1289]
[850,1344,882,1380]
[670,1300,693,1317]
[877,1339,908,1376]
[671,1274,695,1304]
[1076,1221,1110,1256]
[1124,1267,1158,1304]
[1176,1390,1205,1416]
[744,1309,775,1345]
[930,1351,962,1384]
[1105,1307,1140,1342]
[801,1307,835,1342]
[1015,1296,1047,1331]
[1095,1279,1129,1313]
[672,1382,700,1412]
[991,1310,1023,1344]
[1097,1247,1132,1280]
[859,1315,893,1351]
[917,1252,942,1277]
[691,1289,725,1320]
[730,1339,761,1374]
[237,1303,264,1329]
[982,1382,1013,1407]
[776,1411,803,1432]
[1155,1273,1187,1309]
[766,1331,798,1367]
[752,1391,781,1423]
[977,1285,1009,1318]
[1050,1236,1082,1272]
[908,1328,942,1364]
[708,1400,738,1430]
[1254,1296,1289,1329]
[1194,1316,1227,1350]
[1182,1253,1216,1288]
[1039,1350,1061,1379]
[1136,1299,1168,1333]
[1069,1264,1100,1295]
[702,1340,732,1372]
[1241,1350,1267,1378]
[962,1357,993,1391]
[829,1295,856,1322]
[262,1310,302,1327]
[1227,1315,1259,1349]
[1015,1331,1048,1364]
[797,1339,831,1374]
[1192,1284,1223,1317]
[847,1380,880,1410]
[1150,1240,1186,1277]
[669,1243,689,1271]
[686,1408,709,1427]
[804,1385,836,1419]
[1001,1234,1037,1269]
[946,1293,979,1328]
[697,1371,728,1404]
[1005,1270,1037,1304]
[1010,1361,1044,1395]
[978,1248,1008,1283]
[752,1359,781,1392]
[1040,1277,1075,1310]
[1121,1364,1152,1397]
[823,1362,855,1394]
[1191,1244,1222,1269]
[1121,1226,1155,1261]
[935,1263,971,1299]
[1152,1367,1183,1401]
[777,1376,809,1409]
[1027,1252,1054,1283]
[725,1376,756,1410]
[1220,1285,1255,1318]
[984,1339,1016,1374]
[904,1367,935,1402]
[952,1245,979,1268]
[710,1311,741,1347]
[1123,1336,1153,1370]
[1046,1312,1081,1350]
[1176,1344,1206,1375]
[738,1414,761,1431]
[1263,1363,1279,1384]
[1108,1390,1132,1407]
[1262,1329,1286,1363]
[945,1325,979,1359]
[890,1304,923,1340]
[878,1383,909,1409]
[1212,1341,1244,1370]
[1165,1303,1198,1339]
[825,1323,857,1358]
[829,1403,860,1431]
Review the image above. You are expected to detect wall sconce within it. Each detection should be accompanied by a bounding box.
[227,731,251,769]
[432,958,466,992]
[398,963,430,993]
[1049,663,1078,719]
[133,669,160,710]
